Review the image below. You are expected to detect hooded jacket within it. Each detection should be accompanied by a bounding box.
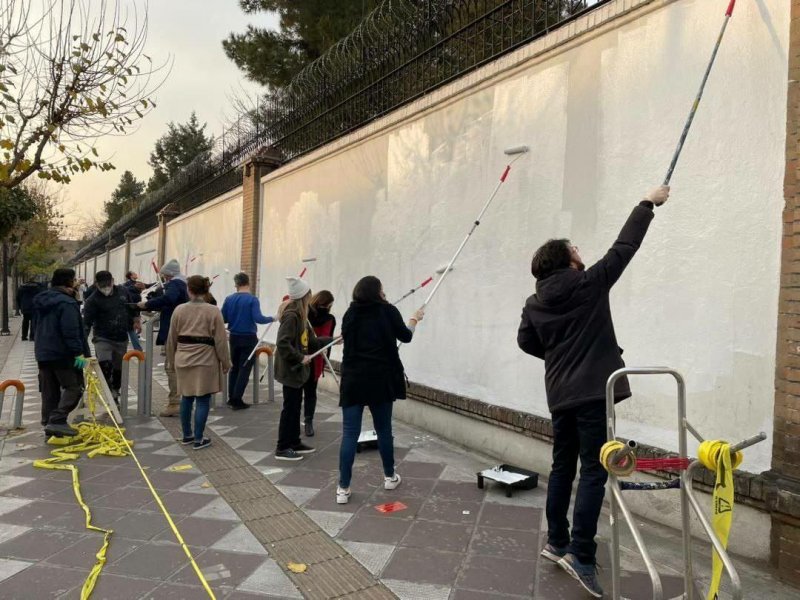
[340,301,413,407]
[143,277,189,345]
[33,287,91,365]
[274,303,332,388]
[517,203,655,413]
[83,284,135,343]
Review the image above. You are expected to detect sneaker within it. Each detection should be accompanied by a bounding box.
[193,438,212,450]
[304,421,315,437]
[384,473,402,490]
[336,486,351,504]
[230,401,250,411]
[45,423,78,437]
[275,448,304,461]
[558,553,603,598]
[541,543,568,563]
[292,443,316,455]
[177,436,194,445]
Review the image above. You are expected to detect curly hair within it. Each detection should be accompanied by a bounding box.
[530,239,572,280]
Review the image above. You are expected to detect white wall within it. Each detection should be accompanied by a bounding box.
[129,229,158,285]
[108,246,126,283]
[258,0,788,472]
[164,194,243,301]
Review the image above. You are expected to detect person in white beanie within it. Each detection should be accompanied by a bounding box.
[273,276,336,461]
[138,258,189,417]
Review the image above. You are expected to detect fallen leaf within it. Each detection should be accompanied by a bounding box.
[287,562,307,574]
[168,464,193,472]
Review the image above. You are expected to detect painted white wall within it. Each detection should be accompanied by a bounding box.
[108,246,126,283]
[257,0,787,472]
[164,195,244,301]
[129,229,159,285]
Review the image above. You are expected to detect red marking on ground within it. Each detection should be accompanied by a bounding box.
[375,501,407,514]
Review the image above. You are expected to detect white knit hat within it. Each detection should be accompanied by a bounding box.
[286,276,311,300]
[160,259,181,277]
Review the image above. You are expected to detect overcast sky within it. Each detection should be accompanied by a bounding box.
[60,0,277,237]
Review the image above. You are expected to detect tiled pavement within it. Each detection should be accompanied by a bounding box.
[0,318,797,599]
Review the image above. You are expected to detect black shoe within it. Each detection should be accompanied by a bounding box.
[21,337,27,341]
[541,543,568,563]
[558,553,603,598]
[292,443,315,455]
[275,448,304,461]
[231,401,251,411]
[177,436,194,445]
[45,423,78,437]
[193,438,212,450]
[304,422,315,437]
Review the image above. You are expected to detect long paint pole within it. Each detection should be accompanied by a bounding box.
[663,0,736,185]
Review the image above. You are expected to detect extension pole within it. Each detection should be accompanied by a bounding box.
[663,0,736,185]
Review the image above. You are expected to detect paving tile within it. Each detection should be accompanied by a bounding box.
[383,579,451,600]
[0,563,86,598]
[536,561,599,599]
[211,524,267,556]
[275,485,319,507]
[278,468,336,489]
[302,509,353,537]
[450,589,520,600]
[170,549,266,587]
[236,558,302,599]
[46,535,141,568]
[154,516,238,547]
[402,520,473,553]
[105,510,173,541]
[430,480,486,502]
[0,456,32,474]
[417,499,481,524]
[92,486,156,510]
[1,476,71,499]
[395,460,445,479]
[72,573,160,600]
[141,582,208,599]
[438,465,477,483]
[0,524,30,545]
[64,480,119,503]
[140,490,217,516]
[304,485,360,513]
[0,529,85,561]
[0,495,35,518]
[176,476,217,495]
[339,540,394,576]
[191,496,240,521]
[47,505,129,534]
[366,492,426,520]
[382,547,464,586]
[339,513,412,545]
[471,526,541,558]
[106,541,201,580]
[237,450,272,466]
[457,554,536,596]
[0,557,32,583]
[478,503,542,531]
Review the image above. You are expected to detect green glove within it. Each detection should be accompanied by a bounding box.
[73,355,88,369]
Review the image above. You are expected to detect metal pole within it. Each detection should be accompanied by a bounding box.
[120,361,130,416]
[12,386,24,429]
[143,317,157,416]
[675,371,694,600]
[252,354,260,405]
[137,355,146,415]
[1,242,9,336]
[268,351,275,402]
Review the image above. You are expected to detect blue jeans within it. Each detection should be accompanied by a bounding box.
[546,400,608,565]
[228,334,257,404]
[180,394,211,442]
[339,401,394,488]
[128,330,143,352]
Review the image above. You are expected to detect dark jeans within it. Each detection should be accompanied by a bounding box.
[21,311,35,340]
[228,334,258,404]
[302,375,318,423]
[180,394,211,442]
[39,364,84,426]
[339,401,395,488]
[277,385,304,451]
[128,330,142,352]
[546,400,608,565]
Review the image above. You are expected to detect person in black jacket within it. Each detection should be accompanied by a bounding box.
[16,279,44,341]
[34,268,91,438]
[336,276,424,505]
[123,271,146,351]
[517,185,669,598]
[83,271,135,402]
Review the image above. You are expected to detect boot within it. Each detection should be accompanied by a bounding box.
[45,422,78,437]
[159,404,180,417]
[304,421,315,437]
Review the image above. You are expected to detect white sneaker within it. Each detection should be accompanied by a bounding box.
[384,473,402,490]
[336,487,351,504]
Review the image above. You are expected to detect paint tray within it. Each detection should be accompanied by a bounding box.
[477,463,538,497]
[356,429,378,453]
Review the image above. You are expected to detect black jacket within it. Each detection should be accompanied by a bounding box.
[340,302,413,407]
[143,278,189,345]
[517,203,655,413]
[83,284,135,343]
[274,304,332,388]
[33,287,91,365]
[123,279,142,303]
[16,282,43,313]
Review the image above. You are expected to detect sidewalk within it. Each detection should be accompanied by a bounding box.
[0,325,796,599]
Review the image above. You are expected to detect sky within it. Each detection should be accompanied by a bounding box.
[60,0,278,237]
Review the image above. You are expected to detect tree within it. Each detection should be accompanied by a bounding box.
[0,0,165,189]
[147,112,214,192]
[13,185,65,279]
[223,1,380,89]
[104,170,144,228]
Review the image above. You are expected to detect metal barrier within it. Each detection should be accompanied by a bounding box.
[252,345,275,404]
[141,315,159,416]
[605,367,767,600]
[0,380,24,429]
[120,350,145,417]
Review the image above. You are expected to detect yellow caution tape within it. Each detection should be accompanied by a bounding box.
[600,440,637,477]
[167,464,193,472]
[698,440,742,600]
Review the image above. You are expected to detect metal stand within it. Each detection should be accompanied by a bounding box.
[0,380,24,429]
[141,316,159,416]
[120,350,145,417]
[252,345,275,404]
[605,367,767,600]
[73,360,124,424]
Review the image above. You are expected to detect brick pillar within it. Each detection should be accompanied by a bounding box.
[156,203,180,269]
[768,0,800,587]
[241,148,282,293]
[104,242,113,271]
[123,228,139,275]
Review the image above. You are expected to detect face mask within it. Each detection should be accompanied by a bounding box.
[99,286,113,296]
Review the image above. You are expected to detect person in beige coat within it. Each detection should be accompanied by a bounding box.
[166,275,231,450]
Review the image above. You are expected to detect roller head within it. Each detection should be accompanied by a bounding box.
[435,265,455,275]
[504,145,529,156]
[302,257,317,263]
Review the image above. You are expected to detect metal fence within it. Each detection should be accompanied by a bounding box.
[70,0,605,263]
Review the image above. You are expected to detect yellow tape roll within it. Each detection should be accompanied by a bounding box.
[600,440,637,477]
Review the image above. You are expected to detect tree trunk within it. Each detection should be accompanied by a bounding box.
[12,261,19,316]
[1,242,10,335]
